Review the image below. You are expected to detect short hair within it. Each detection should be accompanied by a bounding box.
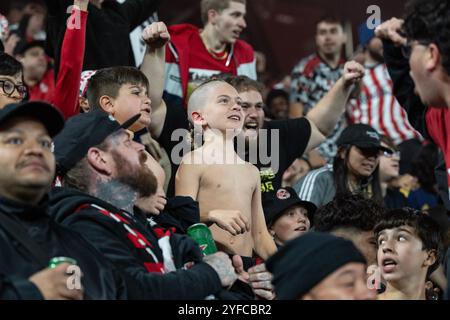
[187,79,228,123]
[225,75,264,95]
[0,52,23,77]
[200,0,246,25]
[314,194,386,233]
[315,14,344,29]
[374,208,444,275]
[266,89,289,107]
[404,0,450,75]
[87,66,149,112]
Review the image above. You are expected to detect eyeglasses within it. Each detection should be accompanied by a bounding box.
[0,79,28,99]
[382,150,401,158]
[401,40,431,59]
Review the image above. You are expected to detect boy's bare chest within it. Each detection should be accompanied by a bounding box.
[199,165,255,193]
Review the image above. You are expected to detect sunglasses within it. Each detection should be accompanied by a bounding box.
[0,79,28,99]
[382,150,400,158]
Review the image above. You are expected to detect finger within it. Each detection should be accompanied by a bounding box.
[248,263,267,274]
[222,223,237,236]
[254,289,275,300]
[251,280,273,290]
[249,271,273,282]
[233,217,247,234]
[240,215,250,232]
[229,221,242,235]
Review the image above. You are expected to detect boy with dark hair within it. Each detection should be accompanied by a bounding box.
[314,194,385,266]
[375,208,443,300]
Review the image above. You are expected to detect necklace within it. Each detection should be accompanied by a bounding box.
[200,32,229,61]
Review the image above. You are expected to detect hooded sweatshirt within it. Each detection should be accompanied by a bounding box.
[49,187,222,300]
[0,196,126,300]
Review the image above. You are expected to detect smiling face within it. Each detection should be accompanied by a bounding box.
[212,1,247,44]
[377,225,433,283]
[108,83,152,132]
[192,82,244,135]
[270,205,311,246]
[0,117,54,203]
[344,146,380,179]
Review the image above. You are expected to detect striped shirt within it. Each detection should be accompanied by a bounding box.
[348,63,421,145]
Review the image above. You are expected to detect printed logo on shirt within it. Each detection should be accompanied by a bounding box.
[260,168,275,193]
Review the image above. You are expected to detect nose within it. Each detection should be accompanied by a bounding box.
[232,101,242,113]
[132,140,146,152]
[238,17,247,29]
[297,212,307,223]
[23,140,45,156]
[381,239,394,254]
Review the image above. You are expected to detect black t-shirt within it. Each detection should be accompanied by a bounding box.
[236,118,311,194]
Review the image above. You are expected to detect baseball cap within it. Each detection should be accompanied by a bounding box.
[263,187,317,226]
[54,110,140,175]
[336,124,390,152]
[0,101,64,137]
[13,40,46,56]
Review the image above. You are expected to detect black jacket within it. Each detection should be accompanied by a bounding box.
[383,39,450,210]
[0,196,126,300]
[45,0,162,75]
[49,187,223,300]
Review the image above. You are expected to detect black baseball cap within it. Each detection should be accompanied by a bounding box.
[263,187,317,227]
[0,101,64,137]
[54,110,140,175]
[336,124,390,152]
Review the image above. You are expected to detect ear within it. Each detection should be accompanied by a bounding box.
[423,249,437,269]
[207,9,219,25]
[86,147,113,176]
[339,147,347,160]
[99,95,115,115]
[191,111,206,126]
[425,44,441,73]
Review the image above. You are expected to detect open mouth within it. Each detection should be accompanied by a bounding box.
[381,258,398,272]
[294,226,307,232]
[244,121,258,130]
[228,114,241,121]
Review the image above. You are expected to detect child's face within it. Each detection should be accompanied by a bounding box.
[377,225,432,282]
[270,205,310,245]
[201,82,244,134]
[110,83,151,132]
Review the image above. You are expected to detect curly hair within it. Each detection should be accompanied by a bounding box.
[374,207,444,275]
[314,193,386,232]
[404,0,450,75]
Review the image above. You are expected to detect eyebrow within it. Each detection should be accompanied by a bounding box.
[0,128,50,138]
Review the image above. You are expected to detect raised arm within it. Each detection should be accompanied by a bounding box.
[306,61,365,136]
[141,21,169,138]
[251,167,277,261]
[50,0,88,119]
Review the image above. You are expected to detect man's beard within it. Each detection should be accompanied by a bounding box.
[111,150,158,198]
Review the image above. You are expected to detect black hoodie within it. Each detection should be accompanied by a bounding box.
[49,187,223,300]
[0,196,126,300]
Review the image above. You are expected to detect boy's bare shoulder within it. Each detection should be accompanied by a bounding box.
[244,162,261,180]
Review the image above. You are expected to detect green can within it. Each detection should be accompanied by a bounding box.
[187,223,218,256]
[48,257,77,269]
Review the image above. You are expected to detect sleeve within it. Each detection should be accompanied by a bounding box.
[294,169,329,207]
[120,0,163,31]
[63,214,222,299]
[277,118,312,165]
[382,39,429,138]
[0,275,44,300]
[50,9,88,119]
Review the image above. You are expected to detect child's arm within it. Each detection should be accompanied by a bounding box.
[175,160,250,236]
[250,167,277,260]
[140,21,169,139]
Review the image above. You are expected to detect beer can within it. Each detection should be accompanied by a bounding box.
[48,256,77,269]
[187,223,218,256]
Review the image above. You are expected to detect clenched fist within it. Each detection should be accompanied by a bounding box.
[142,22,170,49]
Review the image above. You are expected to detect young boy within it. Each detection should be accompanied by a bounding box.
[263,187,316,247]
[175,79,277,262]
[375,208,443,300]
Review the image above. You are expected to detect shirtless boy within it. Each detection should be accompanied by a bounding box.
[175,80,277,262]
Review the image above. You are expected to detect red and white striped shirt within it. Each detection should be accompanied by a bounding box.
[348,63,421,144]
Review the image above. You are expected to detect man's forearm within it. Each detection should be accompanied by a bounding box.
[306,78,352,136]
